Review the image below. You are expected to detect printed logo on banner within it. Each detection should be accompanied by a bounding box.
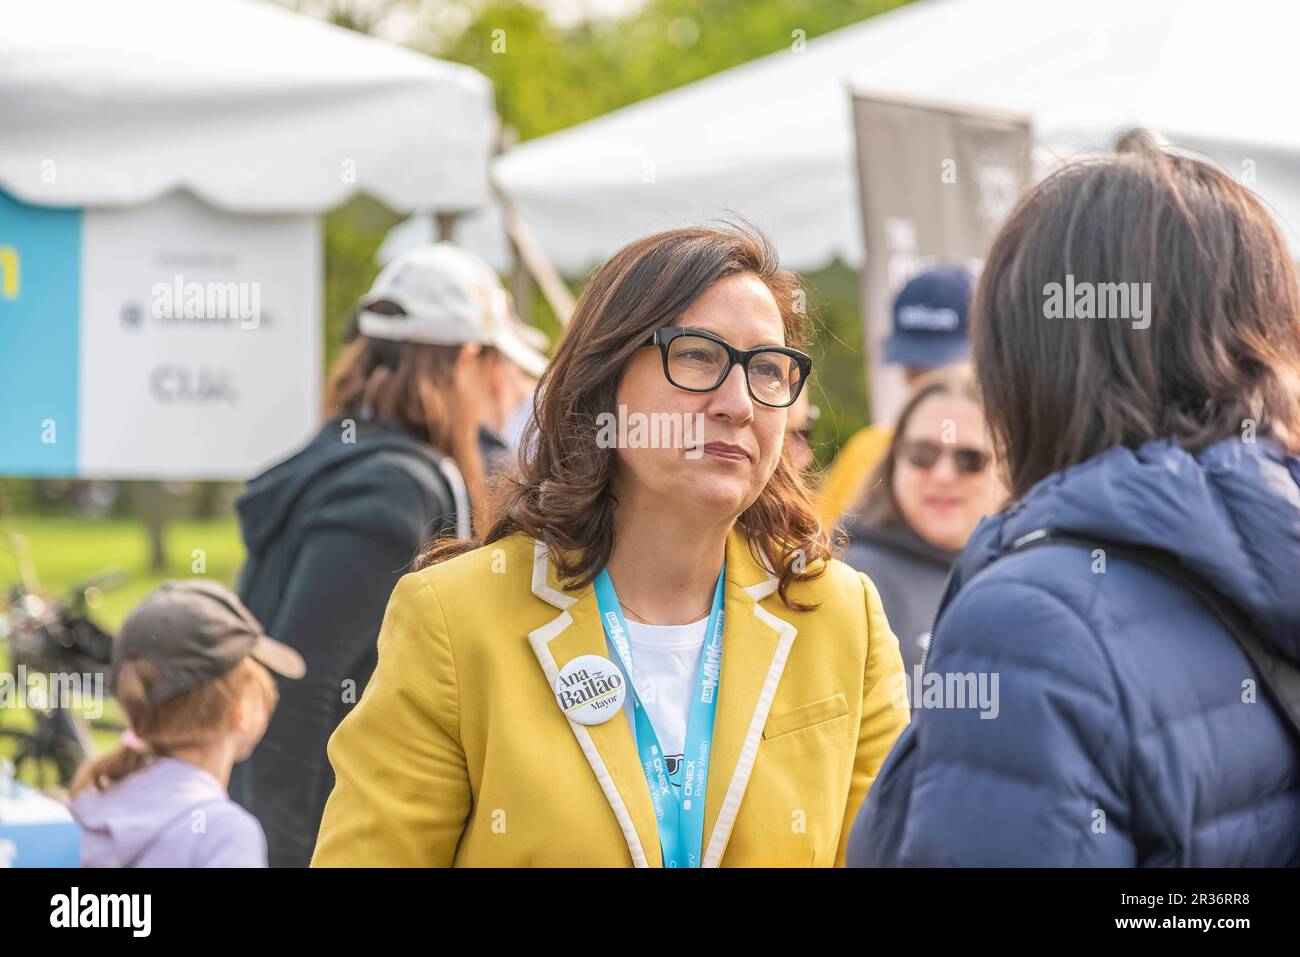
[78,191,320,479]
[974,159,1021,232]
[0,246,19,298]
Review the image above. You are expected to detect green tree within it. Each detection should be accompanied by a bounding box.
[317,0,914,460]
[436,1,909,142]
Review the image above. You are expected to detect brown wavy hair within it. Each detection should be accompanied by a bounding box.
[324,314,493,531]
[974,129,1300,500]
[418,223,831,608]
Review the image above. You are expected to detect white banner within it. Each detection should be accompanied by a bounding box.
[1,189,321,479]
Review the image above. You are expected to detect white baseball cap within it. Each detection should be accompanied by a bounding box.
[358,242,549,378]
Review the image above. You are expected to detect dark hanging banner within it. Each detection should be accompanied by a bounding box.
[850,88,1033,423]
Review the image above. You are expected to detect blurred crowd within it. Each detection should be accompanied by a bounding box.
[63,132,1300,868]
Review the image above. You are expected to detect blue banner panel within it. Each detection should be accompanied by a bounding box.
[0,189,81,475]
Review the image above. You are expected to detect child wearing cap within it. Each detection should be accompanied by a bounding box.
[68,580,305,867]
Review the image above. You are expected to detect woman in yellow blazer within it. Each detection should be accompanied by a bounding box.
[312,224,909,868]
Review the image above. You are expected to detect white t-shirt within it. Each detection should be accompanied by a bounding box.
[622,616,709,788]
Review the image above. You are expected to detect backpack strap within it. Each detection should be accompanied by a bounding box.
[1008,529,1300,745]
[433,455,471,540]
[374,443,468,541]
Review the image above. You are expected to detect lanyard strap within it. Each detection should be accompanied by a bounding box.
[592,565,725,868]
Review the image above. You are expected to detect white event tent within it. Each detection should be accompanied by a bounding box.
[387,0,1300,275]
[0,0,495,479]
[0,0,493,212]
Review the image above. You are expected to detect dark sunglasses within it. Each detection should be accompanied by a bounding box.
[900,439,990,475]
[641,326,813,409]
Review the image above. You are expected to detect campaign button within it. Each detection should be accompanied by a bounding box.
[555,654,626,725]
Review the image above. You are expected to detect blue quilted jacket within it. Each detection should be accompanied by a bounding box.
[849,437,1300,866]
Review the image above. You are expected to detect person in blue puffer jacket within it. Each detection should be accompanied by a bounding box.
[849,129,1300,867]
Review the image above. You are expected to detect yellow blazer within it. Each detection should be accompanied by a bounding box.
[312,530,908,867]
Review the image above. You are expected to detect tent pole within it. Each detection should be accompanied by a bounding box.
[496,185,575,327]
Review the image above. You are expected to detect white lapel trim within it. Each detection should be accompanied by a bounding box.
[700,570,798,867]
[527,539,650,868]
[527,537,800,868]
[532,539,576,609]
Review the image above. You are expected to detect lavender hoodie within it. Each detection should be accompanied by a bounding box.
[69,757,267,867]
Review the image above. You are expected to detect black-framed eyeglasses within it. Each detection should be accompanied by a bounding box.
[641,326,812,409]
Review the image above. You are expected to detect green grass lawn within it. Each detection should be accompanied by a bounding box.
[1,515,243,790]
[2,515,245,628]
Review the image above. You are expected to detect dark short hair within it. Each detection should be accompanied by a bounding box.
[974,129,1300,499]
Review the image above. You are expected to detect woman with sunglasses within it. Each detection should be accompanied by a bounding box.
[312,223,909,867]
[843,365,1002,688]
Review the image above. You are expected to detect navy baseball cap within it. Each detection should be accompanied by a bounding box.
[883,264,974,370]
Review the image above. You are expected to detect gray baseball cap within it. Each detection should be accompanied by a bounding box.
[113,579,306,706]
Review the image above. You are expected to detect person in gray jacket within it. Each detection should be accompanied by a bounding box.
[842,365,1002,689]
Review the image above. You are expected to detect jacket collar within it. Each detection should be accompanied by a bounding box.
[526,531,799,867]
[849,517,961,567]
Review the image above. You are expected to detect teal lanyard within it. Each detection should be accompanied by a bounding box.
[592,564,725,868]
